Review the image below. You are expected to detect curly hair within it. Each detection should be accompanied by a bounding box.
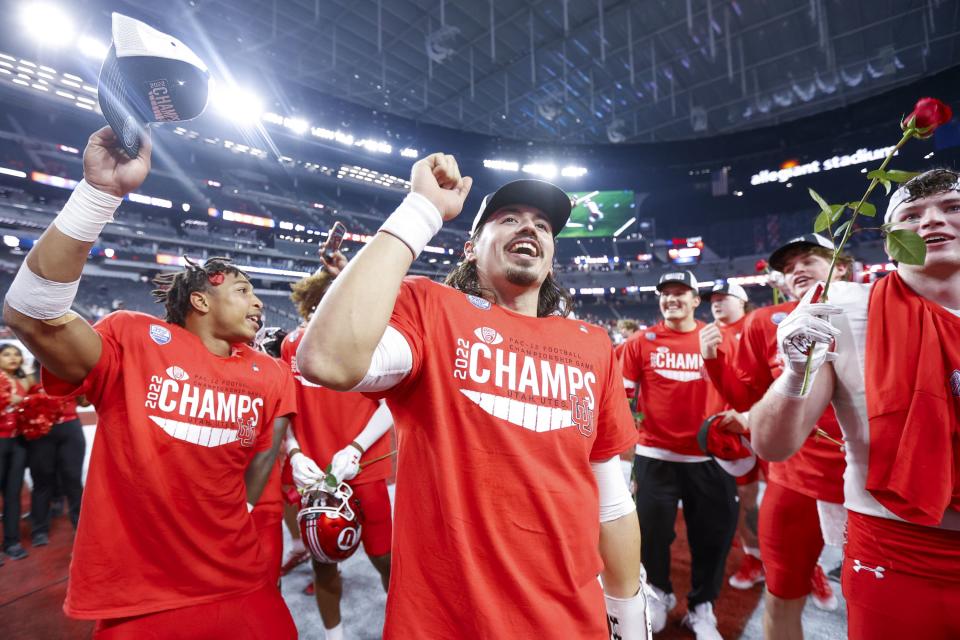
[289,270,335,321]
[898,167,960,203]
[151,257,249,326]
[443,227,573,318]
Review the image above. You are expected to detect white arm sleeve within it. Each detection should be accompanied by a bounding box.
[354,400,394,451]
[284,428,302,456]
[348,325,414,393]
[592,456,637,523]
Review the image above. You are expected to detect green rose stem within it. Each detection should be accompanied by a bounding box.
[798,128,918,395]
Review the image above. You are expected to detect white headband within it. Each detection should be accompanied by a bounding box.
[884,177,960,223]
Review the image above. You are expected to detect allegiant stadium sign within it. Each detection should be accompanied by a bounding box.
[750,145,898,186]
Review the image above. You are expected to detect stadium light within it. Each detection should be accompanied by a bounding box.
[483,159,519,172]
[561,166,588,178]
[522,163,558,179]
[20,3,75,46]
[210,84,263,124]
[77,35,108,60]
[283,117,309,135]
[400,148,419,158]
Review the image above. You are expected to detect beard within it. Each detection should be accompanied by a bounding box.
[505,264,540,287]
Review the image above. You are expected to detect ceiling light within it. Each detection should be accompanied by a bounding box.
[77,35,108,60]
[210,84,263,124]
[21,3,75,46]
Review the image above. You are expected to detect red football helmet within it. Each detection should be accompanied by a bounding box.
[297,480,364,564]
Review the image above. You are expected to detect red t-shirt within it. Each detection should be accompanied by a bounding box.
[42,311,297,619]
[620,320,709,456]
[704,316,747,416]
[281,326,391,484]
[375,277,636,640]
[728,303,845,503]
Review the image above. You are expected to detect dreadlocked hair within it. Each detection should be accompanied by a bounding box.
[151,256,248,326]
[443,227,573,318]
[289,270,335,321]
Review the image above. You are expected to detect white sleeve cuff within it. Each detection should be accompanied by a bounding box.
[349,325,414,392]
[593,456,636,523]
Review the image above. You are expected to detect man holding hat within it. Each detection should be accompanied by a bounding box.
[620,271,738,639]
[701,233,847,639]
[296,156,650,639]
[749,168,960,639]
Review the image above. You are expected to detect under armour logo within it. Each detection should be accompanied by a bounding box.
[606,614,622,640]
[852,559,885,579]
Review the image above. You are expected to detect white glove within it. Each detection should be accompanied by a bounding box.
[603,566,653,640]
[773,283,841,397]
[328,443,363,483]
[290,451,324,490]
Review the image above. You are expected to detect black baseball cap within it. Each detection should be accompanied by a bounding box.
[471,179,572,236]
[98,13,210,158]
[656,271,699,293]
[768,234,835,272]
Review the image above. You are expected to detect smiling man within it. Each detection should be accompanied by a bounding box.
[2,127,297,638]
[620,271,737,640]
[296,157,649,639]
[749,168,960,640]
[701,234,847,640]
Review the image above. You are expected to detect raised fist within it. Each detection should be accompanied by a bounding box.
[410,153,473,221]
[699,323,723,360]
[83,126,152,198]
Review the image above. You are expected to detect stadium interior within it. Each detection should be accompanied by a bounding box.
[1,1,959,638]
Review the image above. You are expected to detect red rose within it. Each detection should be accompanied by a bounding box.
[902,97,953,138]
[755,259,768,273]
[208,272,225,286]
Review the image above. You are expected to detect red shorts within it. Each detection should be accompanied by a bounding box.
[843,511,960,640]
[758,481,824,599]
[93,583,295,639]
[251,509,284,586]
[354,479,393,558]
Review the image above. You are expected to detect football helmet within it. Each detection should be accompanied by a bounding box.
[297,480,364,564]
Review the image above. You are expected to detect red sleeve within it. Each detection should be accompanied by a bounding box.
[374,276,432,398]
[702,352,757,413]
[590,340,639,461]
[728,314,773,410]
[41,311,126,403]
[255,358,298,453]
[619,337,643,388]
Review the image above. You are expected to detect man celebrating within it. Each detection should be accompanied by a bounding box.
[282,252,395,640]
[296,158,649,639]
[2,127,297,638]
[621,272,738,640]
[702,234,846,639]
[698,281,764,591]
[749,169,960,639]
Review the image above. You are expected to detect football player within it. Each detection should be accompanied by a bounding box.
[620,272,738,639]
[749,169,960,639]
[282,249,395,640]
[2,127,297,638]
[296,156,649,639]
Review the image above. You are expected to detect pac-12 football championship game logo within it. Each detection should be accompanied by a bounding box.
[950,369,960,397]
[455,327,597,437]
[149,324,172,345]
[466,294,491,310]
[144,364,264,448]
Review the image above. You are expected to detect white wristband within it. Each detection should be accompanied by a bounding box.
[53,179,123,242]
[5,261,80,320]
[379,192,443,258]
[771,368,816,398]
